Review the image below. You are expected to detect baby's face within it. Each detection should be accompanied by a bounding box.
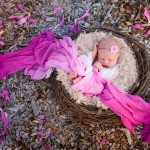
[98,49,119,68]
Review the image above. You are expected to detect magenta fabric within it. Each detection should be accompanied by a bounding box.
[0,30,150,143]
[0,30,54,80]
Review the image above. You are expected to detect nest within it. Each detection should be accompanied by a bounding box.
[48,28,150,128]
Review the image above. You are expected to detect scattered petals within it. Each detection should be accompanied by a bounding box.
[0,89,10,101]
[79,12,91,20]
[0,41,5,46]
[55,15,64,29]
[132,7,150,36]
[144,7,150,23]
[53,7,62,14]
[33,114,48,125]
[32,130,52,138]
[28,17,37,23]
[144,30,150,37]
[38,142,51,150]
[0,109,9,137]
[1,110,9,130]
[9,3,37,26]
[101,138,107,145]
[8,15,19,19]
[0,109,9,144]
[18,17,28,25]
[69,23,81,33]
[34,131,46,137]
[0,20,3,28]
[17,4,26,13]
[69,12,91,33]
[0,137,3,144]
[132,24,145,30]
[44,144,51,150]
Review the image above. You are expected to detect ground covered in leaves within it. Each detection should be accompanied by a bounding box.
[0,0,150,149]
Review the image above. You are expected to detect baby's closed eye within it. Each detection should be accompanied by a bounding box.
[99,58,112,62]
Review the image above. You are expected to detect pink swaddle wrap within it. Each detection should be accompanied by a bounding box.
[0,30,150,143]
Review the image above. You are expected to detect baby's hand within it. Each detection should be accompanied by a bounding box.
[72,76,82,84]
[93,61,104,71]
[69,72,81,83]
[69,72,77,81]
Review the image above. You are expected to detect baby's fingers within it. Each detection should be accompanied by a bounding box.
[69,72,78,80]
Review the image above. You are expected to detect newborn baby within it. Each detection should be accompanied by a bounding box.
[69,37,121,83]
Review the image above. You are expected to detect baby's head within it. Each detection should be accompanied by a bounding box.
[97,37,121,68]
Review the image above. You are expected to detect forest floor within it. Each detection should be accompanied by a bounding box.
[0,0,150,149]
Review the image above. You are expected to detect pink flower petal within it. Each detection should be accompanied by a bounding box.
[0,41,5,46]
[0,102,2,107]
[28,17,37,23]
[101,138,107,145]
[0,20,3,28]
[33,130,52,138]
[79,12,91,20]
[0,109,9,136]
[54,24,61,29]
[38,142,51,150]
[53,7,62,14]
[8,15,18,19]
[18,17,28,25]
[60,15,65,25]
[54,15,64,29]
[32,129,53,138]
[17,4,26,13]
[33,119,44,124]
[144,30,150,37]
[35,131,46,137]
[1,110,9,128]
[69,23,81,33]
[44,144,51,150]
[33,114,48,124]
[0,137,3,144]
[132,24,145,30]
[144,7,150,23]
[0,89,10,101]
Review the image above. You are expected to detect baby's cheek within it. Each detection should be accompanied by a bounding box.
[111,60,118,66]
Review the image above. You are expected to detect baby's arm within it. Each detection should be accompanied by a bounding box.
[92,43,98,62]
[93,61,104,71]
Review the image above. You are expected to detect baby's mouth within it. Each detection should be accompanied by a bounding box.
[103,65,109,68]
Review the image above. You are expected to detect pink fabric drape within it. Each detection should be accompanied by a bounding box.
[0,30,150,143]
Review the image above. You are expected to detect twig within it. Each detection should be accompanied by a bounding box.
[101,4,115,26]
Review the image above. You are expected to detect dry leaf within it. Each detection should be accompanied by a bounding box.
[49,126,60,134]
[125,21,133,26]
[135,4,143,20]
